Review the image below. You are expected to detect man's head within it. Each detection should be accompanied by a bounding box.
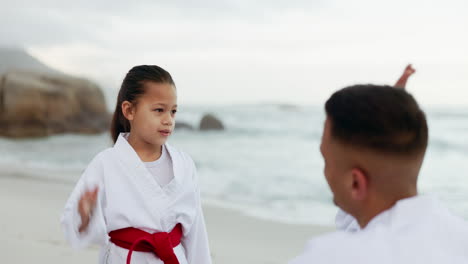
[320,84,428,227]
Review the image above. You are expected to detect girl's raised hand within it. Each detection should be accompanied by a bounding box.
[78,187,99,232]
[394,64,416,89]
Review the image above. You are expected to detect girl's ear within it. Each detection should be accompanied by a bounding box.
[350,168,368,201]
[121,101,135,121]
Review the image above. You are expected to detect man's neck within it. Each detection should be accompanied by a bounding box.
[357,191,418,228]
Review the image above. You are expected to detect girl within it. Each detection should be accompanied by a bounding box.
[61,65,212,264]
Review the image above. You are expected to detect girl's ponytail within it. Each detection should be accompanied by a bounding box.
[110,91,131,143]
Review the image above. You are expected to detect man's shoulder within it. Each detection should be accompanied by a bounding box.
[289,231,359,264]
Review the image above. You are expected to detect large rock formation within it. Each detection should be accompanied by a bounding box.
[0,70,110,138]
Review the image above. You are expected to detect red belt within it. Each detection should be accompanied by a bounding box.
[108,223,183,264]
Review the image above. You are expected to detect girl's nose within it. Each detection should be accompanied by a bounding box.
[162,115,173,126]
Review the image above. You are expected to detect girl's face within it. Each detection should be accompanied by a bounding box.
[124,81,177,148]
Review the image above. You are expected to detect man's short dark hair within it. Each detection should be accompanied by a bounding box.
[325,84,428,156]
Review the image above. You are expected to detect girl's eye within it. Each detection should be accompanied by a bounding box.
[172,110,177,114]
[154,108,164,113]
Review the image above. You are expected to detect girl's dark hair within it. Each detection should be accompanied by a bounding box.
[325,84,428,156]
[110,65,175,143]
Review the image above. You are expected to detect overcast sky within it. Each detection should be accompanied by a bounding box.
[1,0,467,107]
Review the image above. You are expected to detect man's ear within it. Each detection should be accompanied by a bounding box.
[122,101,135,121]
[350,168,368,201]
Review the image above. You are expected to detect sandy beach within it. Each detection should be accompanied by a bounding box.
[0,173,333,264]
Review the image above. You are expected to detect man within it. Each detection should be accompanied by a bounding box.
[289,68,468,263]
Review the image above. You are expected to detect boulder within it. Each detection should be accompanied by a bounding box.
[175,122,194,130]
[0,70,110,138]
[199,113,224,131]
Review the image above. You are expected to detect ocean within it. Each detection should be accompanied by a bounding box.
[1,104,467,226]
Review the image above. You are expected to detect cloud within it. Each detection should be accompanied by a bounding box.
[1,0,467,106]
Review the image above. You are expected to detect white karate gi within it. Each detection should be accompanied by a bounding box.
[61,133,212,264]
[290,195,468,264]
[335,208,360,233]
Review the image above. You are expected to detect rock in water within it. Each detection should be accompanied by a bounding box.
[175,122,194,130]
[0,70,110,138]
[199,113,224,131]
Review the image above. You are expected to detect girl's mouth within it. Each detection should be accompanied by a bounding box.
[159,130,171,137]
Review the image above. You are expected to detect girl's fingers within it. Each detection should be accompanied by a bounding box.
[82,187,98,201]
[93,186,99,193]
[83,202,90,215]
[91,188,99,199]
[79,187,99,218]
